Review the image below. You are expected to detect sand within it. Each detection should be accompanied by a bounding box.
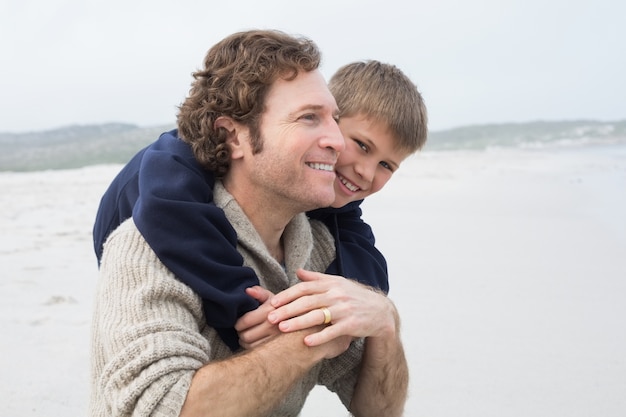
[1,144,624,416]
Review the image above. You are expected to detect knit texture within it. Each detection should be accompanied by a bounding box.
[90,182,363,416]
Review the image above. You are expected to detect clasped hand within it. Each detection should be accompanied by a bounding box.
[235,268,397,349]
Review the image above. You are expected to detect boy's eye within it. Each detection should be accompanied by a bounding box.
[379,161,393,171]
[354,139,368,152]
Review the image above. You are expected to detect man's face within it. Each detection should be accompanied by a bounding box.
[243,70,345,212]
[331,114,410,208]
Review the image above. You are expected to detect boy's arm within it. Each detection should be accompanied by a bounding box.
[93,147,145,262]
[134,132,260,349]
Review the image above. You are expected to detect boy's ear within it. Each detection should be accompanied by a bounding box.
[214,116,245,159]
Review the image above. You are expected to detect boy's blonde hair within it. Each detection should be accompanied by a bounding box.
[329,60,428,153]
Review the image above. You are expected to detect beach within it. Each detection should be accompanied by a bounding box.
[1,145,625,416]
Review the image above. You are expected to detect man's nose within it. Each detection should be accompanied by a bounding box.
[320,118,345,153]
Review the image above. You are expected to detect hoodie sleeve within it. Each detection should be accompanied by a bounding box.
[95,131,259,351]
[308,201,389,293]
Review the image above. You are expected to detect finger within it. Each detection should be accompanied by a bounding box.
[270,269,335,308]
[238,320,277,345]
[268,294,323,324]
[295,268,326,282]
[235,314,260,332]
[270,281,319,308]
[239,334,272,350]
[245,286,273,303]
[236,289,277,331]
[235,306,271,331]
[303,325,344,347]
[296,268,343,282]
[277,307,330,332]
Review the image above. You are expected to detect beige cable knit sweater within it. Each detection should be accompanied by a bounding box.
[89,182,364,416]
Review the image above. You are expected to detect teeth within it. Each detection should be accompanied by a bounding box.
[339,175,360,192]
[307,163,334,172]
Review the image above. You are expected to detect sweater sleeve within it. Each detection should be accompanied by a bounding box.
[317,338,365,409]
[92,219,215,417]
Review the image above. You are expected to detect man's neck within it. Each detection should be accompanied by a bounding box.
[221,178,295,264]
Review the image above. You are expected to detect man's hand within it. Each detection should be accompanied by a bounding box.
[268,268,398,347]
[235,284,354,357]
[264,269,408,417]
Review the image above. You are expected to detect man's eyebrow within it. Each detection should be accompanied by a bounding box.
[289,104,322,115]
[288,104,339,118]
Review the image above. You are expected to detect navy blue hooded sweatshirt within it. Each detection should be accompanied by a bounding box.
[93,130,388,351]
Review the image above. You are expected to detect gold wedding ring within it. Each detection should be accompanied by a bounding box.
[320,307,332,325]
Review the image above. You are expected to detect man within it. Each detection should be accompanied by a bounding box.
[91,29,407,417]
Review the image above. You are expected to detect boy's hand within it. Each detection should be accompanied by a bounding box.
[235,286,280,349]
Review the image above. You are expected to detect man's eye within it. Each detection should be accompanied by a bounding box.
[300,113,317,121]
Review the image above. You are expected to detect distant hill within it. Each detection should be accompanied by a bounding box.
[1,120,625,172]
[425,119,626,151]
[0,123,174,172]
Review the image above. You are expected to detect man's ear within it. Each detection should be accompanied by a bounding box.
[214,116,245,159]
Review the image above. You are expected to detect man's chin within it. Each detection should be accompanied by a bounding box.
[306,190,337,211]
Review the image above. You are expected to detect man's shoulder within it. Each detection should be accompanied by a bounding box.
[110,216,140,236]
[102,217,144,253]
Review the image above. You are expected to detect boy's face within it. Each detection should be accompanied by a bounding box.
[331,114,410,208]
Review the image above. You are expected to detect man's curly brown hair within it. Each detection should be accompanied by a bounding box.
[177,30,321,177]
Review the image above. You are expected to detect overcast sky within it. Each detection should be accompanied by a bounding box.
[1,0,624,133]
